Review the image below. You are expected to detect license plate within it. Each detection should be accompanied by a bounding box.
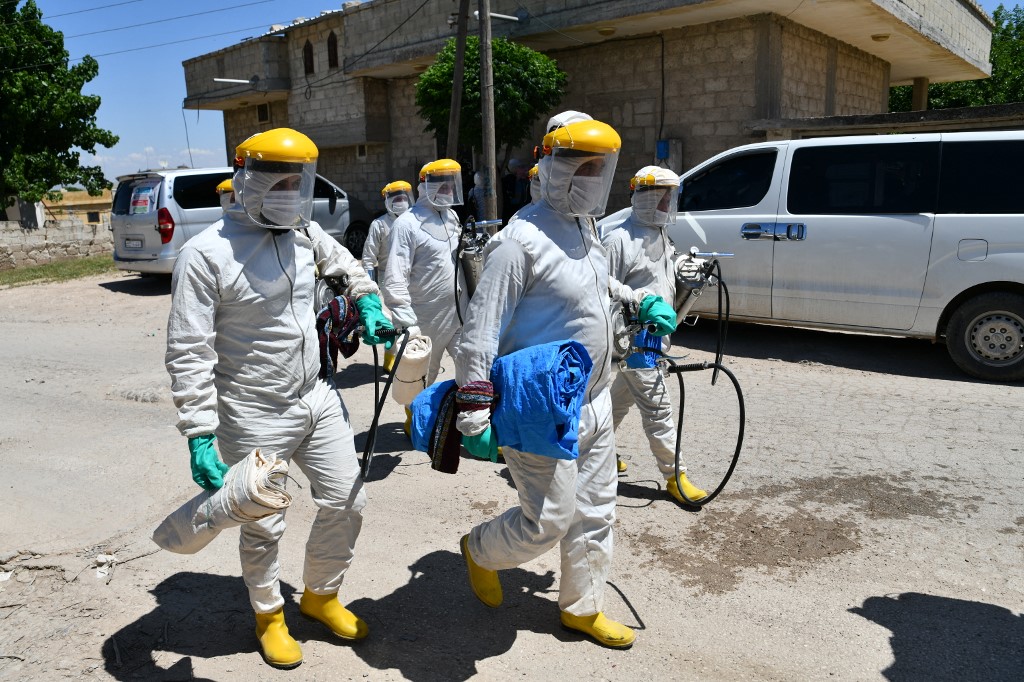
[124,239,143,249]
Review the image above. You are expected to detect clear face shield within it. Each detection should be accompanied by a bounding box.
[423,171,463,209]
[384,189,412,216]
[238,158,316,229]
[549,148,619,218]
[632,185,678,226]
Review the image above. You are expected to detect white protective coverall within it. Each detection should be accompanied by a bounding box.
[361,192,411,277]
[166,197,378,614]
[598,192,684,478]
[382,188,468,385]
[455,185,618,617]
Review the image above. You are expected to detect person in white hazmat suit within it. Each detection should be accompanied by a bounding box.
[361,180,412,280]
[165,128,395,670]
[598,166,709,504]
[454,119,678,649]
[216,178,235,212]
[382,159,469,432]
[361,180,413,372]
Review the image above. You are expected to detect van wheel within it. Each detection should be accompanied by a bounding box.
[343,223,368,259]
[946,292,1024,381]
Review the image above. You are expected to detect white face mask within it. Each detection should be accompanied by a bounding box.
[389,197,410,215]
[261,190,303,226]
[567,175,605,215]
[632,187,673,226]
[219,193,233,212]
[428,183,455,208]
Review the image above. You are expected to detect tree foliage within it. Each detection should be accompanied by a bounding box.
[415,35,567,154]
[890,4,1024,111]
[0,0,118,210]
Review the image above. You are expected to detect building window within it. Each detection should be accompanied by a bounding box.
[357,144,367,160]
[257,103,270,123]
[87,211,100,223]
[327,32,339,69]
[303,40,314,75]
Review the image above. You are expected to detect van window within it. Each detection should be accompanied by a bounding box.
[112,181,135,215]
[173,172,233,210]
[314,176,339,199]
[938,140,1024,214]
[679,150,776,212]
[788,143,939,215]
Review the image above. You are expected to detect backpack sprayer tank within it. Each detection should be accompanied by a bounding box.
[674,246,734,325]
[459,218,503,298]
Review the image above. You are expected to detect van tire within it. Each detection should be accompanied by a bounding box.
[946,292,1024,381]
[343,222,368,259]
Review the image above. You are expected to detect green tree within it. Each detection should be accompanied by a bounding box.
[415,35,567,160]
[890,4,1024,111]
[0,0,118,218]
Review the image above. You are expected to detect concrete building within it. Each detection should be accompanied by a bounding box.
[182,0,993,225]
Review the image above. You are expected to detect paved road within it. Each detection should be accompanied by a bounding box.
[0,272,1021,681]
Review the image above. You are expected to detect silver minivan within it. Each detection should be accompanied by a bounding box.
[110,167,371,274]
[669,131,1024,381]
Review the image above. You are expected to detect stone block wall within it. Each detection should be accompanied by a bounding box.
[0,219,113,271]
[895,0,993,74]
[386,76,438,191]
[542,18,762,207]
[780,17,888,118]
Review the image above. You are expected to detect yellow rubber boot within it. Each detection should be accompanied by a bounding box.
[299,591,369,641]
[460,534,502,607]
[254,608,303,669]
[560,611,635,649]
[403,407,412,438]
[382,348,396,373]
[616,455,627,474]
[666,473,708,504]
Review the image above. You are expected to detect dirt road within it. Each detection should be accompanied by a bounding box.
[1,272,1021,681]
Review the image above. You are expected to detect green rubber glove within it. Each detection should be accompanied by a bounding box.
[638,294,678,336]
[354,294,395,349]
[463,426,499,463]
[188,434,230,491]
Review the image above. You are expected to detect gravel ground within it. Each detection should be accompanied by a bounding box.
[0,272,1021,681]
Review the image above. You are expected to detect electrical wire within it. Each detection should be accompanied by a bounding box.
[301,0,432,94]
[5,0,146,26]
[0,1,274,52]
[0,21,283,74]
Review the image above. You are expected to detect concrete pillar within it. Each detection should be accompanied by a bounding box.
[912,77,929,111]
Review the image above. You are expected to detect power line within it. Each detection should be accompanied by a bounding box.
[0,21,285,74]
[67,1,273,40]
[302,0,432,94]
[0,1,274,52]
[5,0,148,26]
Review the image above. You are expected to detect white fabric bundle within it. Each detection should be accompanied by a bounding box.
[392,334,432,405]
[152,448,292,554]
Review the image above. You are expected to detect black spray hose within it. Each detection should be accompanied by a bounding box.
[710,259,730,385]
[362,327,410,480]
[664,359,745,506]
[454,247,465,326]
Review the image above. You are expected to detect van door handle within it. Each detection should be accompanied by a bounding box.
[781,223,806,241]
[740,223,775,240]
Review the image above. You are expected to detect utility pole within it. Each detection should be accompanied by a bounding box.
[445,0,471,159]
[478,0,498,221]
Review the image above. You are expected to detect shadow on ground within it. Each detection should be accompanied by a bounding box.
[850,592,1024,681]
[673,320,995,383]
[102,572,293,681]
[97,274,172,297]
[344,549,577,681]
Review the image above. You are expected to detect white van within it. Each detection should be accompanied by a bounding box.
[110,167,371,274]
[669,131,1024,381]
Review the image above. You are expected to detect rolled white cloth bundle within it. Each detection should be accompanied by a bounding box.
[152,448,292,554]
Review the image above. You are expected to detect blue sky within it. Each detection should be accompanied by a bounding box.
[28,0,1015,185]
[32,0,351,182]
